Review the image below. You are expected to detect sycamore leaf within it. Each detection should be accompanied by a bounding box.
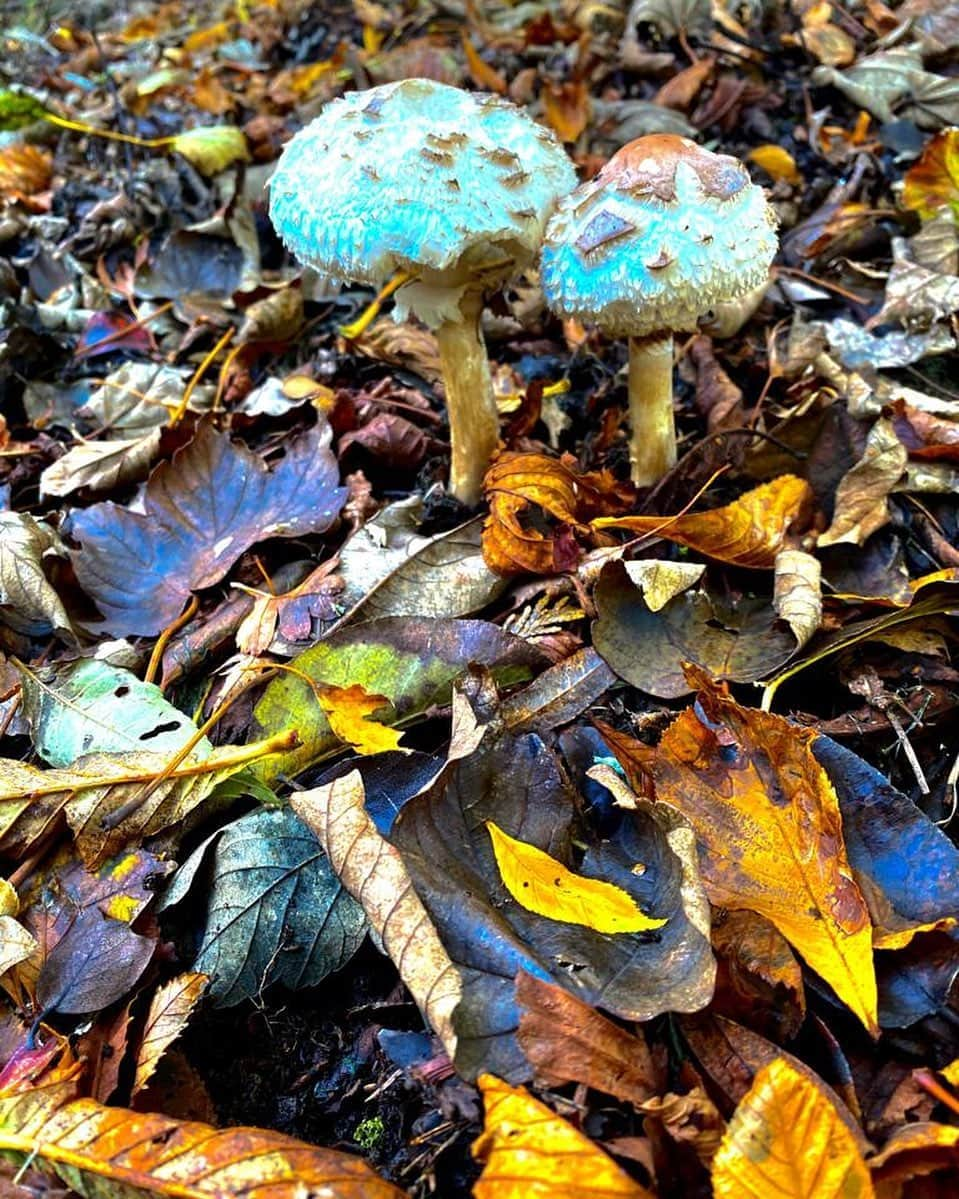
[317,683,405,755]
[0,732,295,868]
[131,973,208,1099]
[170,125,249,175]
[0,1055,403,1199]
[712,1057,874,1198]
[647,668,879,1035]
[482,451,631,577]
[486,821,667,934]
[473,1074,654,1198]
[594,476,813,569]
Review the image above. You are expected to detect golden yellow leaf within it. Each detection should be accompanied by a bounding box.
[648,668,879,1034]
[170,125,249,176]
[317,683,404,755]
[131,972,209,1098]
[594,476,813,569]
[749,144,802,185]
[902,128,959,220]
[0,143,52,198]
[869,1120,959,1191]
[542,81,591,144]
[486,821,667,934]
[712,1057,874,1198]
[473,1074,654,1198]
[461,33,508,95]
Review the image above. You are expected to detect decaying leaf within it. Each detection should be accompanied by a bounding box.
[486,821,667,935]
[0,513,73,639]
[317,683,405,755]
[902,128,959,220]
[483,451,630,576]
[818,419,907,548]
[646,668,879,1034]
[812,46,959,129]
[473,1073,654,1199]
[40,431,162,498]
[160,808,365,1007]
[0,881,36,979]
[712,1057,874,1198]
[293,769,463,1059]
[594,476,813,569]
[170,124,249,174]
[131,973,208,1098]
[623,559,705,612]
[773,548,822,649]
[71,420,346,636]
[873,237,959,328]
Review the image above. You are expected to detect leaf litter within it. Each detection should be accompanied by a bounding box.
[2,1,959,1196]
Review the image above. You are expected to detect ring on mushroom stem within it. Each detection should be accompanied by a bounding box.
[540,134,779,488]
[267,78,577,507]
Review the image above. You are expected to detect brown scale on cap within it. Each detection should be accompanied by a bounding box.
[595,134,750,203]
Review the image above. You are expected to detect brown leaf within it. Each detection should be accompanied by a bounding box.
[773,548,822,649]
[131,973,208,1099]
[542,81,590,143]
[594,476,813,569]
[654,55,715,110]
[647,668,879,1034]
[461,34,507,94]
[711,909,805,1039]
[483,452,631,576]
[869,1121,959,1190]
[516,972,659,1108]
[473,1074,655,1198]
[0,144,51,199]
[712,1058,875,1199]
[818,419,907,548]
[689,335,744,432]
[888,397,959,463]
[339,411,430,470]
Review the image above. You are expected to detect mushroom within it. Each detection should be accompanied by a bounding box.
[540,135,778,487]
[268,78,576,506]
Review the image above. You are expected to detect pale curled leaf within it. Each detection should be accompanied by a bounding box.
[0,513,73,638]
[171,124,249,175]
[712,1057,874,1198]
[818,419,907,548]
[132,973,208,1098]
[40,431,162,498]
[293,771,462,1058]
[623,559,705,612]
[773,549,822,649]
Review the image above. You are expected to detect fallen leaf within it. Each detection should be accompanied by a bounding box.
[902,127,959,220]
[461,33,507,95]
[748,144,802,186]
[0,143,51,198]
[317,683,405,755]
[773,548,822,649]
[36,907,155,1017]
[873,237,959,328]
[483,452,631,577]
[818,419,907,547]
[497,647,617,736]
[487,821,668,935]
[473,1074,654,1198]
[594,476,813,569]
[888,397,959,462]
[516,971,658,1108]
[160,808,365,1006]
[623,559,705,611]
[626,0,712,37]
[593,561,798,698]
[253,617,543,781]
[0,1052,402,1199]
[0,513,73,639]
[647,668,879,1035]
[869,1121,959,1190]
[40,431,162,498]
[654,56,715,111]
[812,46,959,129]
[711,909,806,1040]
[712,1057,875,1198]
[71,420,346,636]
[293,769,463,1059]
[542,80,590,143]
[170,124,249,175]
[0,882,36,979]
[77,363,211,435]
[131,973,208,1098]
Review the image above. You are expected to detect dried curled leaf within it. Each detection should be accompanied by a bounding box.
[317,683,405,755]
[902,128,959,220]
[483,452,631,576]
[473,1074,654,1198]
[594,476,813,569]
[818,419,907,548]
[486,821,667,935]
[131,973,208,1098]
[712,1057,874,1198]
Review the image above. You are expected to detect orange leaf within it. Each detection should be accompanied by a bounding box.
[483,451,631,576]
[461,33,508,95]
[647,667,879,1034]
[712,1057,874,1198]
[0,144,52,198]
[541,81,590,143]
[131,972,208,1098]
[316,683,404,755]
[869,1121,959,1188]
[594,475,813,569]
[473,1074,654,1198]
[748,144,802,186]
[902,128,959,220]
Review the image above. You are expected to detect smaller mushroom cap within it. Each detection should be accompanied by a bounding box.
[540,135,778,338]
[269,79,576,326]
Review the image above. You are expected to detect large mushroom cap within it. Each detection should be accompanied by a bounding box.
[269,78,576,324]
[540,135,778,338]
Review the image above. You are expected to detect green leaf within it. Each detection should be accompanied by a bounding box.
[252,617,544,781]
[0,89,50,131]
[160,808,367,1006]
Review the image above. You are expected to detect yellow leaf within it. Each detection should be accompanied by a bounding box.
[749,144,802,185]
[902,128,959,220]
[171,125,249,176]
[594,475,813,569]
[132,972,209,1098]
[317,683,405,755]
[486,821,667,934]
[473,1074,654,1198]
[713,1058,874,1198]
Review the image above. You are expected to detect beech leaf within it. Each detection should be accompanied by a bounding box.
[486,821,667,934]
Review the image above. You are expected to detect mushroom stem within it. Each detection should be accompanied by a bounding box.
[435,292,498,506]
[627,333,678,487]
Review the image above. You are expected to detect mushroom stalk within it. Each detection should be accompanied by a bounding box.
[435,292,499,506]
[627,333,678,487]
